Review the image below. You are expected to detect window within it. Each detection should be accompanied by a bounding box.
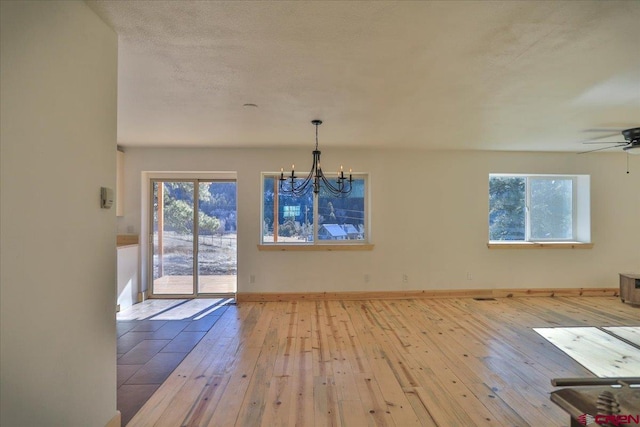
[261,173,368,245]
[489,174,590,243]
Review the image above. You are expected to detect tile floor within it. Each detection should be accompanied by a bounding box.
[116,298,231,425]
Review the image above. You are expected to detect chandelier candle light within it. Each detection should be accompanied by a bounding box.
[279,120,353,197]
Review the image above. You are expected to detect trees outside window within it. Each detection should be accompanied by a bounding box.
[262,174,367,244]
[489,174,588,242]
[489,176,525,241]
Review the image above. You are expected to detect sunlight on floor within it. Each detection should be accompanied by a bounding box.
[534,326,640,377]
[117,298,233,321]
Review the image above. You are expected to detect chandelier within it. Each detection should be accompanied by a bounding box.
[279,120,353,197]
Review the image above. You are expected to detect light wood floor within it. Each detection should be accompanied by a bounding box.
[127,297,640,426]
[153,275,236,295]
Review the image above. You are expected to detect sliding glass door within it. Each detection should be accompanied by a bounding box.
[197,181,237,294]
[151,179,237,297]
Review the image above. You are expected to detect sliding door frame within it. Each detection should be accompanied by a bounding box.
[148,174,237,299]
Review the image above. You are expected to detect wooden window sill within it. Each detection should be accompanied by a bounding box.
[487,242,593,249]
[258,244,374,252]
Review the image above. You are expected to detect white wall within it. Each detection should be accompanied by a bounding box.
[1,2,118,426]
[118,147,639,295]
[117,245,139,311]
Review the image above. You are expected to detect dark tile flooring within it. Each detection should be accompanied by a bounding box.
[116,299,230,426]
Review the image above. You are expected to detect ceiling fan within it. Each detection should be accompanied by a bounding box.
[578,127,640,154]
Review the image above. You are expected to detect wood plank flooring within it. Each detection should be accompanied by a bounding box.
[604,326,640,347]
[127,297,640,426]
[533,327,640,377]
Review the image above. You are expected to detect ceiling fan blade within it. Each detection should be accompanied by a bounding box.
[582,129,623,133]
[577,143,628,154]
[587,133,621,140]
[582,141,627,144]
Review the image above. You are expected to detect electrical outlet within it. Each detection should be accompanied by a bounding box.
[364,274,370,283]
[402,274,409,283]
[467,272,473,280]
[250,274,255,284]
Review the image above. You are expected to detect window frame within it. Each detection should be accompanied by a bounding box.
[259,171,371,247]
[488,173,590,245]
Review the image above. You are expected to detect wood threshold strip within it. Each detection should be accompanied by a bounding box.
[487,242,593,249]
[257,243,374,251]
[236,287,618,302]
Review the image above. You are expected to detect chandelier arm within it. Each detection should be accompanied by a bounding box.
[319,173,352,197]
[280,167,315,196]
[298,168,315,190]
[295,178,313,195]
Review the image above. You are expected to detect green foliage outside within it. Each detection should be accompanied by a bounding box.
[489,176,573,241]
[489,177,525,240]
[158,182,221,235]
[198,210,220,235]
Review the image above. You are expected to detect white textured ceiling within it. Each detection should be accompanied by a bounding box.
[87,0,640,152]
